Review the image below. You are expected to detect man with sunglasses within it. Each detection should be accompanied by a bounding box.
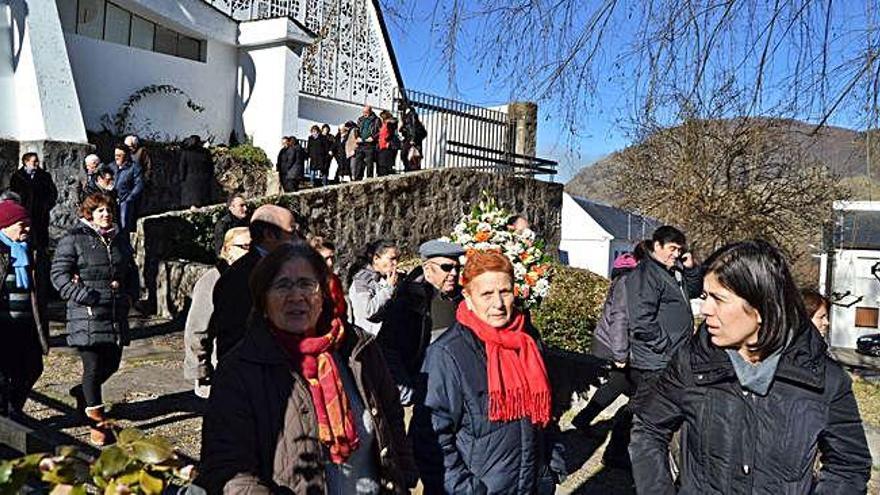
[379,239,465,406]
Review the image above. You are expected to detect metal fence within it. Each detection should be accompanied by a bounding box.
[393,88,556,177]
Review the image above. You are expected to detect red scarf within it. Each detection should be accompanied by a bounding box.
[327,273,348,320]
[456,302,551,426]
[273,318,360,463]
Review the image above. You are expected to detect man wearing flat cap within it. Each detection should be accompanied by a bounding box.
[0,200,48,419]
[379,239,465,406]
[209,205,298,367]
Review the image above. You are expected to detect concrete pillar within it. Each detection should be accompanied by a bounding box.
[507,101,538,158]
[237,18,315,164]
[1,0,86,143]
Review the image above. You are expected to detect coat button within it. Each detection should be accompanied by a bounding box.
[742,464,750,475]
[696,374,704,380]
[370,407,379,416]
[742,391,749,396]
[385,481,395,490]
[380,447,389,458]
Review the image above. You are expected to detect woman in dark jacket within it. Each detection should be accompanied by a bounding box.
[630,239,872,494]
[307,125,328,186]
[197,243,417,494]
[51,193,139,446]
[178,134,214,207]
[412,250,552,494]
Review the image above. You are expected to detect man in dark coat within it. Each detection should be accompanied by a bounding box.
[9,152,57,250]
[626,225,702,386]
[0,201,48,419]
[179,135,214,207]
[379,239,464,405]
[110,144,144,237]
[209,205,297,358]
[400,102,427,171]
[82,165,118,206]
[354,105,380,180]
[276,137,305,192]
[212,195,249,257]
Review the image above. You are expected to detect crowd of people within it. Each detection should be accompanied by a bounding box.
[276,102,427,191]
[0,139,874,493]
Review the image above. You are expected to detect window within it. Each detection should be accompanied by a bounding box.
[104,3,131,45]
[58,0,78,33]
[154,25,178,56]
[76,0,105,39]
[177,36,201,61]
[62,0,205,63]
[130,16,154,51]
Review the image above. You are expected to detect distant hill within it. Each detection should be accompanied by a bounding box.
[565,119,874,203]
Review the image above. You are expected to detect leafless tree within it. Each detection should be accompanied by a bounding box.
[385,0,880,141]
[608,116,848,279]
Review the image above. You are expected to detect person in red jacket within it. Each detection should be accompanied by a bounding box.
[377,111,400,176]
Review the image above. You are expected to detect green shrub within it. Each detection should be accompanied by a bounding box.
[213,143,271,167]
[532,264,608,354]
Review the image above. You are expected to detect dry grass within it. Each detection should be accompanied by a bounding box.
[853,377,880,429]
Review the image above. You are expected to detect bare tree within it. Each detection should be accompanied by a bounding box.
[387,0,880,141]
[608,115,847,279]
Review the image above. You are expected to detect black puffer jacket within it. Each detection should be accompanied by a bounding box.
[51,221,139,347]
[630,324,872,495]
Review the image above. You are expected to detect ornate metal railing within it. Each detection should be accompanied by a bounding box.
[203,0,300,21]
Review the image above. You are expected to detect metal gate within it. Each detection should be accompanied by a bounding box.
[394,88,555,176]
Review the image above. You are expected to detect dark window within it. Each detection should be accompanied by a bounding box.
[177,35,201,61]
[130,15,154,51]
[154,25,178,56]
[76,0,105,39]
[104,3,131,45]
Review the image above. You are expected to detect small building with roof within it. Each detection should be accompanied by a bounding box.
[823,200,880,353]
[559,193,660,278]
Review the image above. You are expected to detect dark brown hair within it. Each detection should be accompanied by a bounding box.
[801,288,829,319]
[249,242,334,330]
[80,193,115,219]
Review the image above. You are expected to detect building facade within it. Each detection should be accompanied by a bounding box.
[2,0,402,163]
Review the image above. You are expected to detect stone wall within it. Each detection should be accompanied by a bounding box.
[156,260,213,319]
[13,140,96,241]
[136,168,563,310]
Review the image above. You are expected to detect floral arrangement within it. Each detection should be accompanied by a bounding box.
[445,192,553,308]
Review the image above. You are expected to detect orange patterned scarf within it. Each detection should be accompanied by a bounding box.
[274,318,360,463]
[456,302,551,426]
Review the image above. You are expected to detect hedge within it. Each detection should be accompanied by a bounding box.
[532,264,609,354]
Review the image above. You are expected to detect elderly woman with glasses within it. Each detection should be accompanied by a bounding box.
[183,226,251,398]
[197,243,416,494]
[412,249,553,494]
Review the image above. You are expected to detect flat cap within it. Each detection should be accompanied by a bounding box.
[419,239,466,260]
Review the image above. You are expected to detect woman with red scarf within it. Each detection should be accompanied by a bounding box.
[411,250,553,494]
[197,243,416,494]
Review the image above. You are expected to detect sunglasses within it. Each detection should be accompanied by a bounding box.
[430,262,459,272]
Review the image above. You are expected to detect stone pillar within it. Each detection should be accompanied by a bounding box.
[507,102,538,158]
[237,18,315,166]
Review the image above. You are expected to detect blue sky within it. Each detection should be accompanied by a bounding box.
[384,4,628,183]
[384,1,874,184]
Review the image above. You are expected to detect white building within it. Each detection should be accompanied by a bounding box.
[823,201,880,351]
[559,193,659,278]
[2,0,402,162]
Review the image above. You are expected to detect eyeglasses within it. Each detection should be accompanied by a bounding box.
[429,262,459,272]
[269,277,320,295]
[232,243,250,250]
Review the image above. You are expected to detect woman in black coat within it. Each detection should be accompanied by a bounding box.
[630,239,872,494]
[307,125,328,186]
[179,135,214,207]
[51,192,139,446]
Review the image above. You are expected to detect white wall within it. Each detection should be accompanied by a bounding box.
[829,249,880,349]
[298,94,367,139]
[113,0,237,44]
[64,33,237,142]
[560,193,615,276]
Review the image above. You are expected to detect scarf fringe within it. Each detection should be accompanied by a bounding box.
[488,389,551,427]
